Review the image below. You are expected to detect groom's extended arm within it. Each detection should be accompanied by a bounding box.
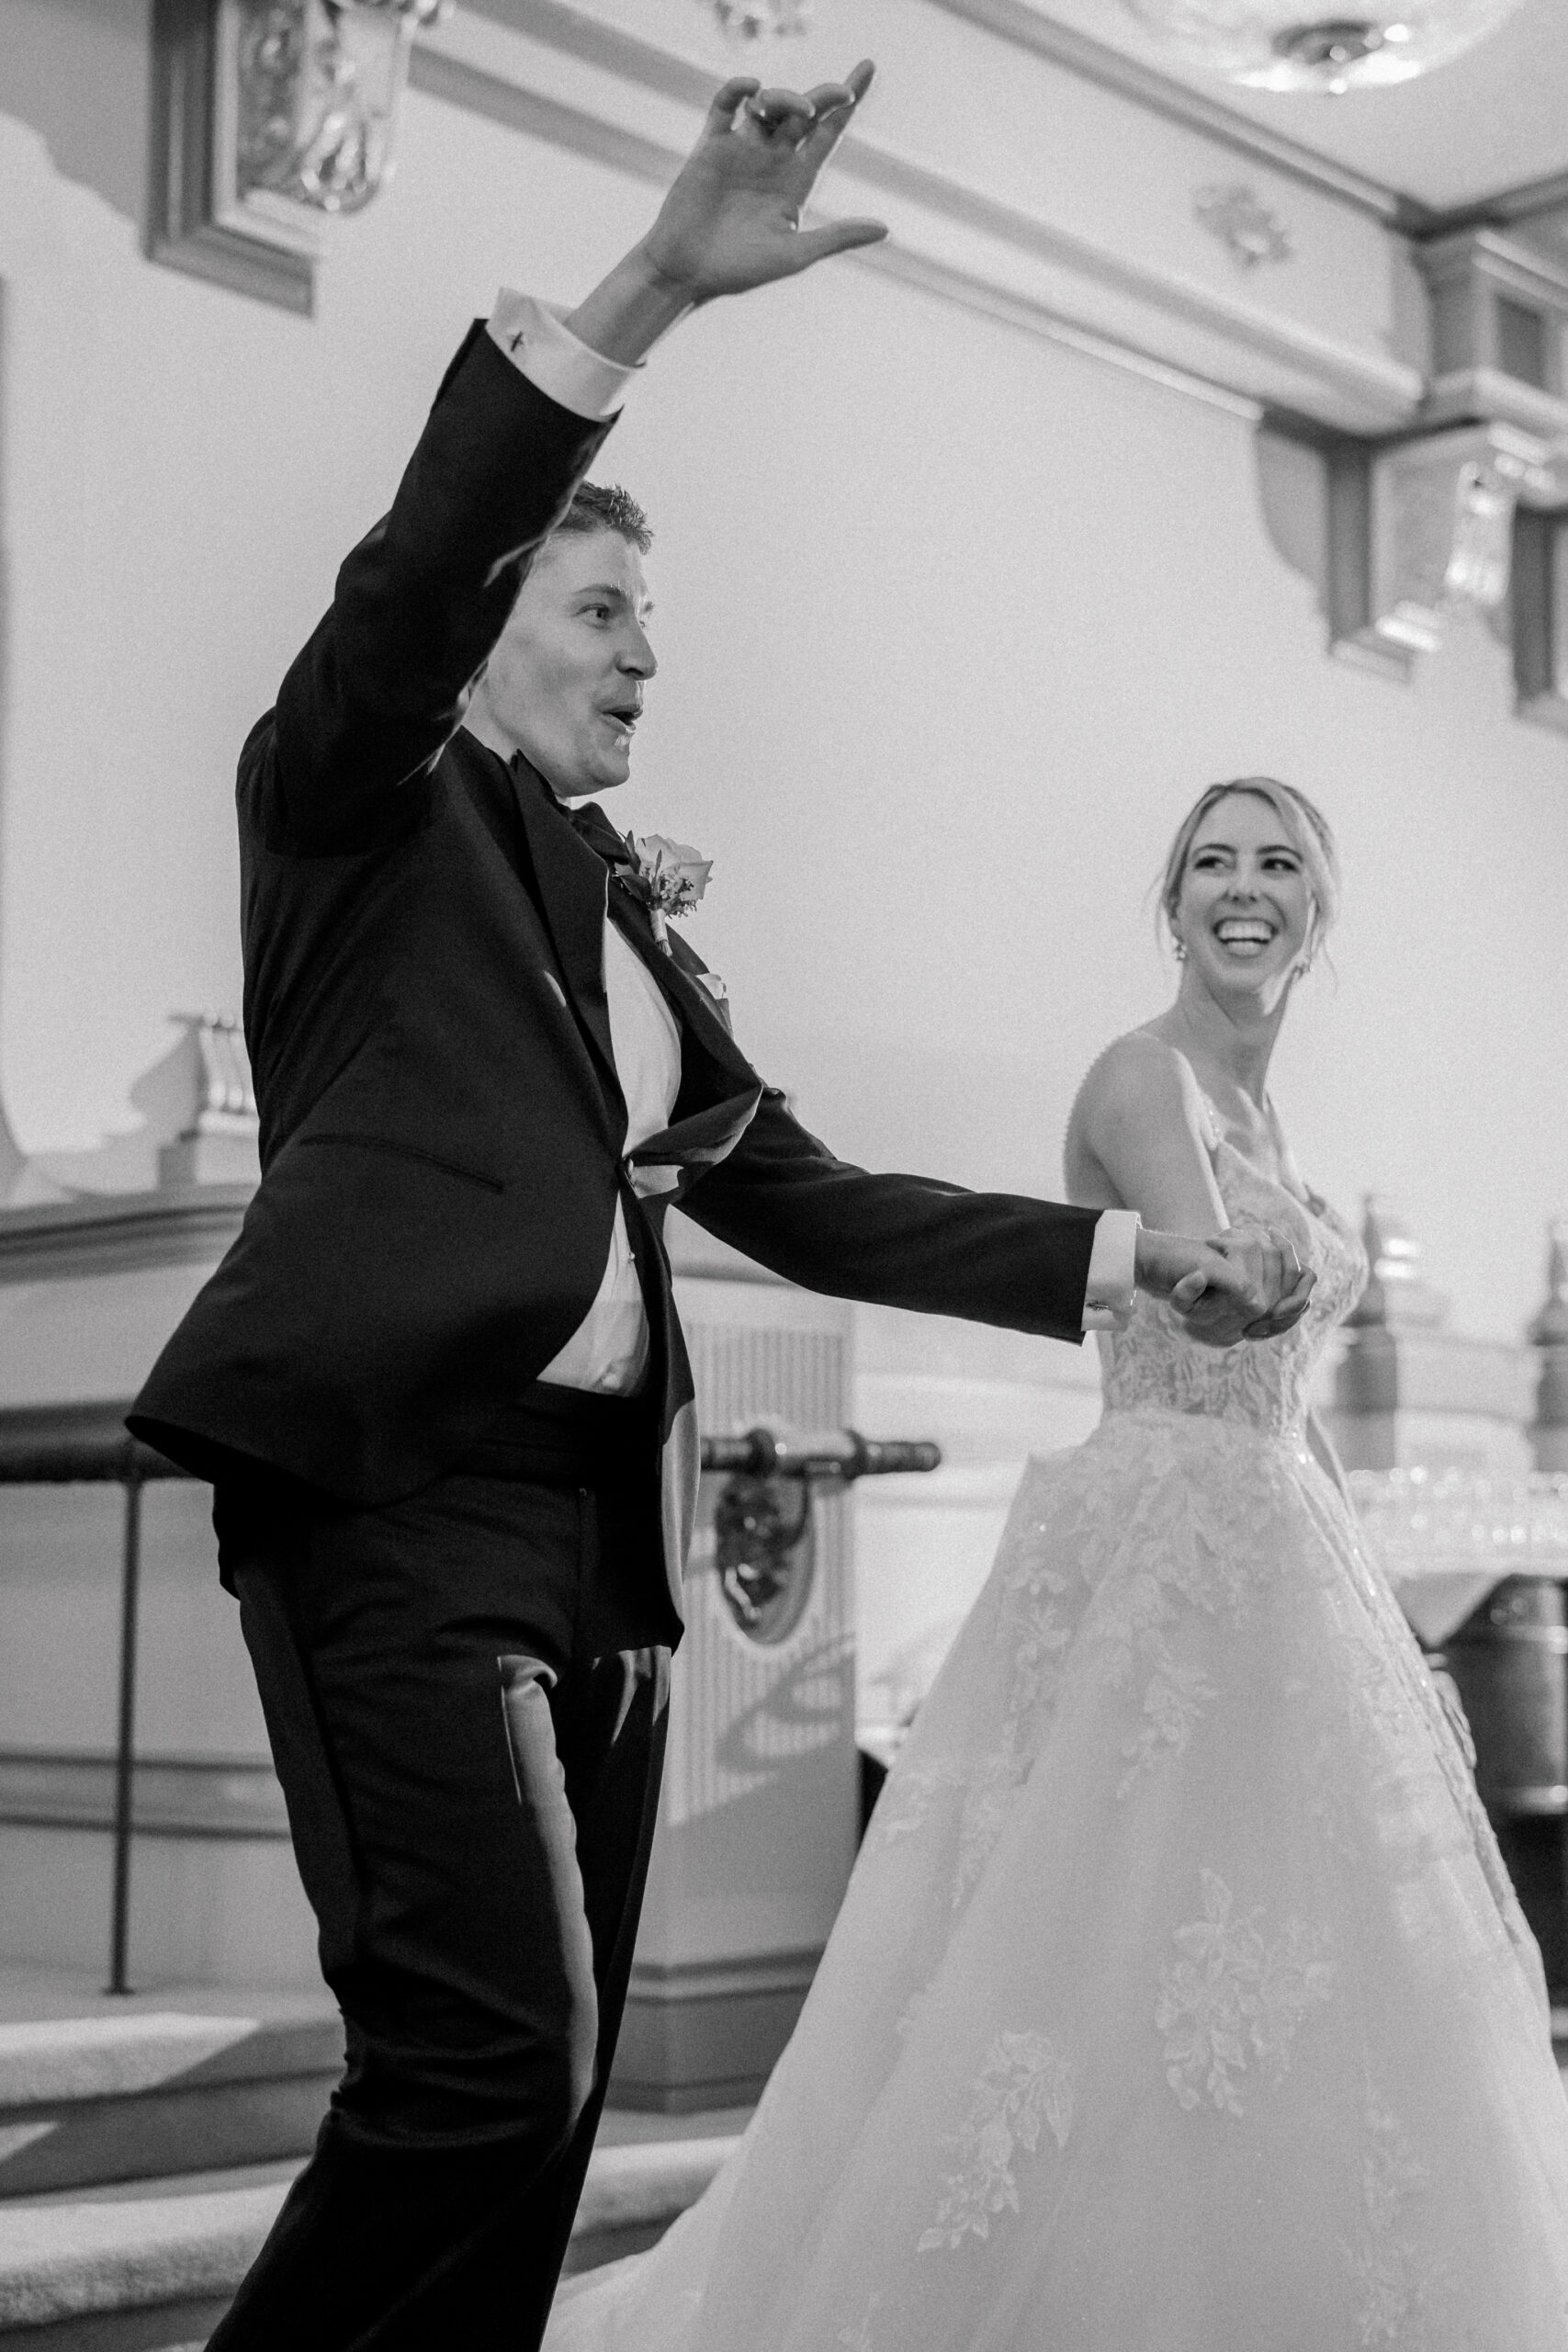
[255,67,886,853]
[679,1088,1261,1345]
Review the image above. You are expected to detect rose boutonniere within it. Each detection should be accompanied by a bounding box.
[622,833,712,953]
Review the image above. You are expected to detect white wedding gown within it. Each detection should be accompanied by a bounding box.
[548,1131,1568,2349]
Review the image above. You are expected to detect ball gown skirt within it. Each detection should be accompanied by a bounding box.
[546,1156,1568,2349]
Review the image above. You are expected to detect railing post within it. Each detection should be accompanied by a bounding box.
[106,1467,144,1997]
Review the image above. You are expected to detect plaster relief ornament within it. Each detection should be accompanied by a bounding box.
[1119,0,1528,92]
[702,0,813,39]
[1194,183,1293,269]
[237,0,450,216]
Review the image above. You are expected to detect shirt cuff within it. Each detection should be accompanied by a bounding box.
[488,291,641,423]
[1082,1209,1140,1332]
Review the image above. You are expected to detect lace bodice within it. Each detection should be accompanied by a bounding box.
[1099,1108,1367,1441]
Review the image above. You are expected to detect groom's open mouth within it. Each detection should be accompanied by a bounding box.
[598,701,641,741]
[1213,917,1275,960]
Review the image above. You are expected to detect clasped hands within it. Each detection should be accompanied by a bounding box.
[1134,1228,1315,1346]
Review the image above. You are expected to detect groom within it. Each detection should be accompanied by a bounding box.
[130,62,1307,2352]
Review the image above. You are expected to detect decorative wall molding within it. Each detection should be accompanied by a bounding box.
[147,1,1568,711]
[412,21,1423,431]
[1418,230,1568,433]
[148,0,317,315]
[1512,503,1568,734]
[0,1187,253,1284]
[412,42,1265,422]
[852,235,1265,422]
[1326,420,1568,677]
[701,0,812,36]
[0,1750,289,1840]
[1193,182,1293,273]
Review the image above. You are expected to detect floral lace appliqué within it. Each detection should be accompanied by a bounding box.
[835,2290,884,2349]
[1100,1134,1367,1441]
[863,1757,967,1850]
[1344,2079,1435,2346]
[918,2031,1074,2252]
[1156,1870,1335,2115]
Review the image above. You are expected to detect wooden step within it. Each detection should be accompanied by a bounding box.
[0,2003,339,2202]
[0,2135,736,2348]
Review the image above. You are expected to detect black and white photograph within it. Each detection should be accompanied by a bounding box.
[1,0,1567,2344]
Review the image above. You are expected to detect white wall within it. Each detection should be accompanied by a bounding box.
[0,6,1564,1349]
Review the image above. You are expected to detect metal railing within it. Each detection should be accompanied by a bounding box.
[0,1403,939,1996]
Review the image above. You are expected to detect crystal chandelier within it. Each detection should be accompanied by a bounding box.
[1119,0,1529,92]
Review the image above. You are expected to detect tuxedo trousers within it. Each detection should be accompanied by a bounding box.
[206,1406,672,2352]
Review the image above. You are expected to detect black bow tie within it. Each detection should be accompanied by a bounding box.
[564,796,632,871]
[511,754,631,870]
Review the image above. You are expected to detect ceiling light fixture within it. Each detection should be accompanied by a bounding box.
[1118,0,1529,93]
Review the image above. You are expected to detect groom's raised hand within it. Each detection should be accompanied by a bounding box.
[568,64,887,364]
[1134,1228,1314,1349]
[644,64,888,298]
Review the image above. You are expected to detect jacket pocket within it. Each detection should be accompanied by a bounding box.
[291,1132,505,1194]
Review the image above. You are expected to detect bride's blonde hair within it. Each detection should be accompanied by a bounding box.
[1158,776,1340,971]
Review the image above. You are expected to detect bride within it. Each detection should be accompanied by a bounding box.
[548,776,1568,2348]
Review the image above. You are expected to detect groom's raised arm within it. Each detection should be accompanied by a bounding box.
[256,67,887,853]
[261,336,614,849]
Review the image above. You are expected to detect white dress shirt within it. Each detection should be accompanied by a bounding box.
[536,921,682,1394]
[488,292,1140,1380]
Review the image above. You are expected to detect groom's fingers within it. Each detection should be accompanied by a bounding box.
[1242,1268,1317,1340]
[1206,1246,1271,1317]
[797,60,874,168]
[789,217,889,268]
[706,75,762,134]
[742,85,820,139]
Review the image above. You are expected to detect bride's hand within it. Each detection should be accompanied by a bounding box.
[1212,1228,1316,1340]
[1135,1227,1313,1347]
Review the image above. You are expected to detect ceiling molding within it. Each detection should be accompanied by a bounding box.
[464,0,1414,224]
[851,236,1263,421]
[412,39,681,184]
[1427,166,1568,238]
[929,0,1421,226]
[938,4,1568,244]
[446,1,1568,251]
[413,38,1421,428]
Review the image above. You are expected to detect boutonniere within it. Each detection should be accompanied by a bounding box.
[621,833,712,954]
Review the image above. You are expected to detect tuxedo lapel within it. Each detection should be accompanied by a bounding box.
[511,760,622,1103]
[602,879,764,1186]
[604,877,757,1093]
[513,762,761,1181]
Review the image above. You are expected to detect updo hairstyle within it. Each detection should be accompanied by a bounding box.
[1157,776,1340,973]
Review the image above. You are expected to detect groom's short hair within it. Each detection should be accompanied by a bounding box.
[553,481,652,554]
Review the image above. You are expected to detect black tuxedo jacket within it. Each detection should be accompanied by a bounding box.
[130,322,1101,1626]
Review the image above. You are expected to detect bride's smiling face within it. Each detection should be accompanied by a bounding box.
[1173,791,1314,1005]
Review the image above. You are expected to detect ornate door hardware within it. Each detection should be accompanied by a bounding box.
[705,1427,941,1646]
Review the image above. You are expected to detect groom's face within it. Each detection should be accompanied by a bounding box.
[486,527,655,799]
